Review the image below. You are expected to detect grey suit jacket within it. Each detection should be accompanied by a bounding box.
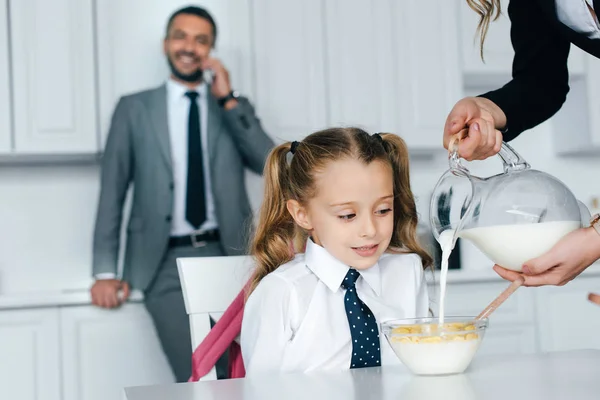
[92,84,274,291]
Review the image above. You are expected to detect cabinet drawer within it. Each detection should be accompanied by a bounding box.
[476,324,538,356]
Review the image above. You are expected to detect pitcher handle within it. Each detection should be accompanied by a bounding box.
[497,142,530,172]
[448,129,471,176]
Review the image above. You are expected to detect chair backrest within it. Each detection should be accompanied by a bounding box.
[177,255,254,380]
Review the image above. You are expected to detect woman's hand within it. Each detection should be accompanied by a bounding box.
[493,227,600,287]
[443,97,507,161]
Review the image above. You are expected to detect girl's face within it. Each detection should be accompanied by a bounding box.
[288,157,395,270]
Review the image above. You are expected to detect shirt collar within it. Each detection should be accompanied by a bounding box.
[304,238,381,296]
[166,78,207,103]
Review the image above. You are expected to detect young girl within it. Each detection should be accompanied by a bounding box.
[241,127,432,375]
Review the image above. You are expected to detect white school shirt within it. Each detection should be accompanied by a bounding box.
[240,239,430,376]
[556,0,600,39]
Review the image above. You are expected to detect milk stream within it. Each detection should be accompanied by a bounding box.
[436,221,579,324]
[437,230,455,325]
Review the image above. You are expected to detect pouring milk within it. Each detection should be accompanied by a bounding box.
[436,220,579,324]
[431,141,585,325]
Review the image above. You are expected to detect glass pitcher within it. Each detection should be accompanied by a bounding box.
[429,141,589,271]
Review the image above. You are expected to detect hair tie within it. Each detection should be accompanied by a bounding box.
[290,141,300,154]
[373,133,383,142]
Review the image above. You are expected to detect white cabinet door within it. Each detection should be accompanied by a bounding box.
[552,53,600,155]
[393,0,462,150]
[251,0,327,142]
[583,55,600,148]
[95,0,253,149]
[60,303,174,400]
[430,281,536,325]
[9,0,98,154]
[0,0,11,153]
[0,308,61,400]
[477,324,538,356]
[324,0,461,150]
[536,276,600,352]
[430,281,538,355]
[459,0,513,78]
[324,0,397,134]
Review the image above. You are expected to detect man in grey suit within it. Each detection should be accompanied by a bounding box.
[90,6,273,382]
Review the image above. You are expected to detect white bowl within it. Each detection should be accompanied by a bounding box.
[381,316,488,375]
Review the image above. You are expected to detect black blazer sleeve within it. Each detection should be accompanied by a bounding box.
[478,0,571,141]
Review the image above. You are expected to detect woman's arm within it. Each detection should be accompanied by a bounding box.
[479,0,572,140]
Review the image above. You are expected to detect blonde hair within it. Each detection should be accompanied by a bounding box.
[247,127,433,296]
[466,0,502,60]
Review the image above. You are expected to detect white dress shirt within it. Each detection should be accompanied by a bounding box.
[240,239,430,376]
[556,0,600,39]
[166,79,218,236]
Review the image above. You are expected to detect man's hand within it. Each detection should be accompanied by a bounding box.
[493,227,600,287]
[90,279,130,308]
[443,97,506,161]
[203,58,232,96]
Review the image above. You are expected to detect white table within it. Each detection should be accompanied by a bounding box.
[124,350,600,400]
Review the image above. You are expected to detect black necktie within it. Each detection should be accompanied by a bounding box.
[341,269,381,369]
[184,91,206,229]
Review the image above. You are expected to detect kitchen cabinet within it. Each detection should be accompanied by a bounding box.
[0,308,61,400]
[9,0,98,154]
[535,275,600,352]
[0,297,173,400]
[61,303,174,400]
[391,0,463,150]
[430,272,600,356]
[251,0,328,142]
[459,0,513,80]
[553,54,600,156]
[95,0,253,148]
[478,324,538,356]
[324,0,398,134]
[253,0,461,150]
[0,0,11,153]
[430,280,539,355]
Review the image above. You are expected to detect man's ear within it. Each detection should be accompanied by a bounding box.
[286,200,313,230]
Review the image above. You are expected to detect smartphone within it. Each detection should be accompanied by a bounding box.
[204,68,214,85]
[203,50,218,84]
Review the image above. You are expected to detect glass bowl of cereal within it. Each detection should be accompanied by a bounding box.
[381,317,488,376]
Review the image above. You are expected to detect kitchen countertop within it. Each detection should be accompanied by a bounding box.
[0,287,144,310]
[124,350,600,400]
[430,261,600,284]
[1,262,599,311]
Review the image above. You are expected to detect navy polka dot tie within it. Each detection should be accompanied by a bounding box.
[341,269,381,369]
